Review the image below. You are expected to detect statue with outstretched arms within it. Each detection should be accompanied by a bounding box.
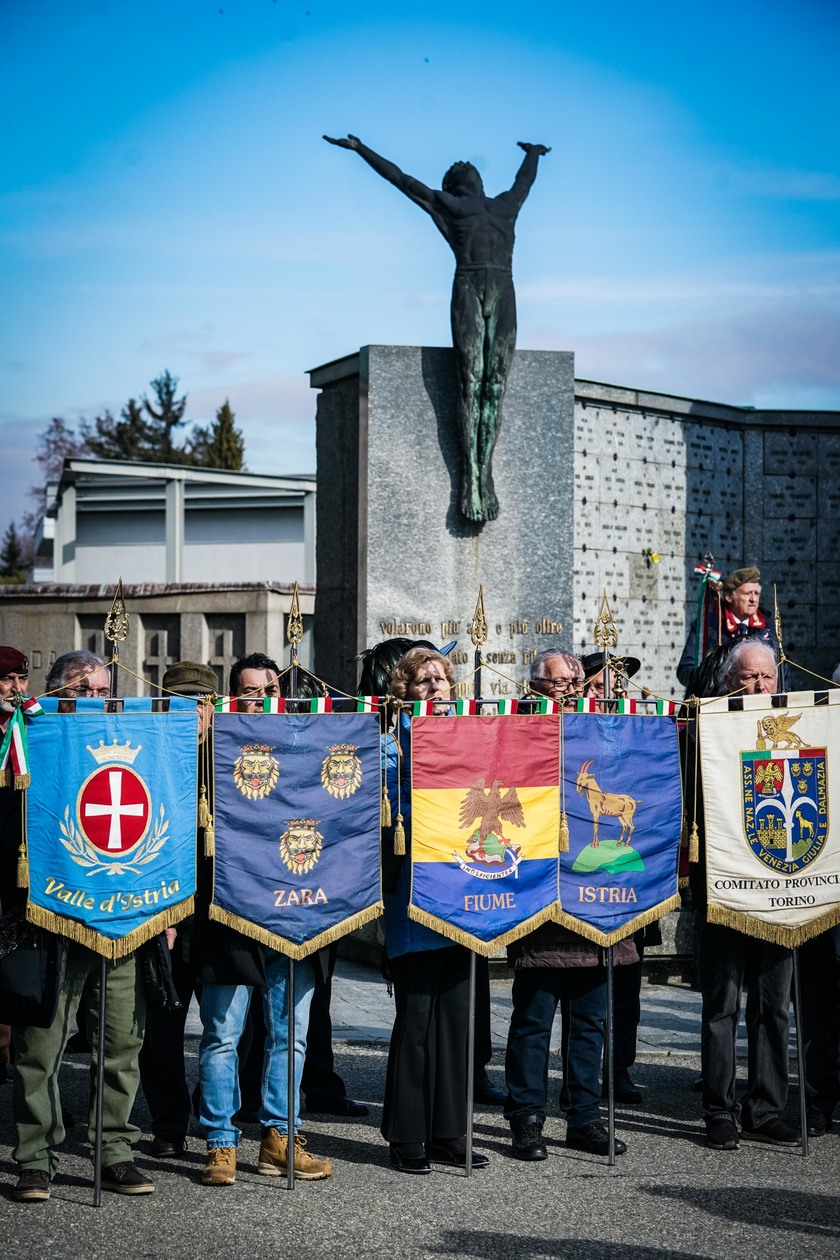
[324,134,550,523]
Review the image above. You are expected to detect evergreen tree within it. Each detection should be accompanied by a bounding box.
[192,399,245,470]
[142,370,189,462]
[0,522,26,583]
[81,399,151,461]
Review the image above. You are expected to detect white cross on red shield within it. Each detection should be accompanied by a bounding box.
[77,766,152,854]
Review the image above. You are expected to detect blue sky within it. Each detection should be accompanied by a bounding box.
[2,0,839,531]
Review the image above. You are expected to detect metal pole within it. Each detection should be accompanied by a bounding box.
[93,957,108,1206]
[792,946,810,1157]
[606,946,616,1167]
[286,956,296,1188]
[465,952,476,1177]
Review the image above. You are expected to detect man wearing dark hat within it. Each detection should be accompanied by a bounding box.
[139,660,217,1158]
[581,653,641,704]
[677,566,779,688]
[0,646,30,1085]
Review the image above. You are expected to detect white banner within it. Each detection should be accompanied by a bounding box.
[699,690,840,945]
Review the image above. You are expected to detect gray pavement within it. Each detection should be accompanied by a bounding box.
[1,960,837,1260]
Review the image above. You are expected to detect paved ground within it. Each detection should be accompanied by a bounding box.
[1,960,837,1260]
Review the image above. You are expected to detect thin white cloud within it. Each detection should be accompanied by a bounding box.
[716,163,840,202]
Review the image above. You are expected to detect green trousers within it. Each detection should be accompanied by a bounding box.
[13,940,146,1174]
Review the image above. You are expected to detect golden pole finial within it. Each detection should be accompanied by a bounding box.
[287,581,303,665]
[773,583,784,691]
[468,585,488,649]
[104,578,130,646]
[593,590,618,652]
[104,578,129,698]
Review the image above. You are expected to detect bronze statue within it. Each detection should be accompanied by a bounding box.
[324,135,550,523]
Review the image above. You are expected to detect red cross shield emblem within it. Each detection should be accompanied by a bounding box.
[77,766,152,855]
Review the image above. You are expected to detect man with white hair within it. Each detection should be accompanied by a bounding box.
[691,638,798,1150]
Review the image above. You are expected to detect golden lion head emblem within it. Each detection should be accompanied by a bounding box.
[233,745,279,800]
[320,744,362,799]
[279,819,324,874]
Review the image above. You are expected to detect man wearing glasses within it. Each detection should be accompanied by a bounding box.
[12,650,155,1200]
[528,649,584,710]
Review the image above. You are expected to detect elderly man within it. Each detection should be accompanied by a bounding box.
[11,651,156,1200]
[503,649,634,1160]
[194,653,331,1186]
[677,566,779,688]
[690,638,798,1150]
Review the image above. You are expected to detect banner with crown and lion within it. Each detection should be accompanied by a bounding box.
[700,690,840,945]
[211,712,383,957]
[23,697,200,958]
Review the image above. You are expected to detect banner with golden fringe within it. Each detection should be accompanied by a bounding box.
[211,712,383,958]
[700,689,840,945]
[24,697,199,960]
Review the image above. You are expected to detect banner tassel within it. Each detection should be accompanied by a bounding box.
[558,811,570,853]
[198,786,215,857]
[17,838,29,889]
[688,821,700,865]
[381,784,392,829]
[393,813,406,856]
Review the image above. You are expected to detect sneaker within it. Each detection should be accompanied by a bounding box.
[740,1117,800,1147]
[257,1127,332,1180]
[202,1147,236,1186]
[14,1169,51,1202]
[705,1115,740,1151]
[510,1115,547,1161]
[101,1162,155,1195]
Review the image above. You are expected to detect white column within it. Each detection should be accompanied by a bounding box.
[55,483,77,581]
[165,478,184,583]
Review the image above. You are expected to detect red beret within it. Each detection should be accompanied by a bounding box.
[0,646,29,676]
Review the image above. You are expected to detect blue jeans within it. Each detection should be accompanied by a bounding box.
[198,953,315,1148]
[504,966,606,1128]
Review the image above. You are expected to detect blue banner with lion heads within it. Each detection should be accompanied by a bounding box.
[556,713,683,944]
[211,713,383,957]
[24,697,199,959]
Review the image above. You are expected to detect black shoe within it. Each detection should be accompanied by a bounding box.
[389,1142,431,1174]
[474,1073,506,1106]
[426,1137,489,1168]
[101,1162,155,1195]
[150,1134,189,1158]
[602,1073,643,1105]
[14,1169,51,1202]
[510,1115,547,1161]
[740,1117,800,1147]
[566,1121,626,1156]
[305,1095,369,1117]
[705,1115,740,1150]
[806,1110,831,1138]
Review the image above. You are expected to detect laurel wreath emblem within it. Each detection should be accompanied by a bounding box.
[60,803,169,876]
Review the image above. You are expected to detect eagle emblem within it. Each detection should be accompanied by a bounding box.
[279,819,324,874]
[320,744,362,799]
[233,744,279,800]
[459,777,525,865]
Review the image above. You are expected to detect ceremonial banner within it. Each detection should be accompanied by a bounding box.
[557,713,682,944]
[211,712,382,957]
[409,715,560,955]
[700,690,840,945]
[25,697,199,958]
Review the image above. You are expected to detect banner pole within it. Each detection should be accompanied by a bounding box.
[93,957,107,1206]
[286,956,296,1189]
[287,581,303,699]
[465,952,476,1178]
[791,946,810,1158]
[605,946,616,1167]
[464,588,488,1174]
[92,583,129,1206]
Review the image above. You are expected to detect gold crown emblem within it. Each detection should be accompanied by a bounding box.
[86,740,142,766]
